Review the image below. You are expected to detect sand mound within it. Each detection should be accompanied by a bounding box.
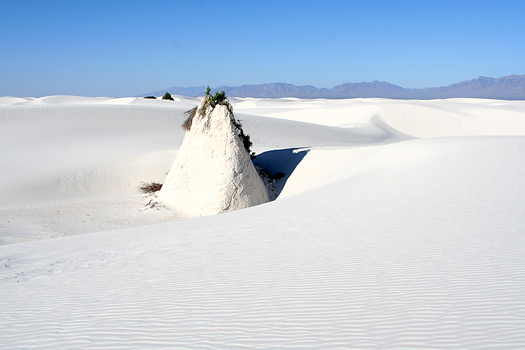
[159,97,268,216]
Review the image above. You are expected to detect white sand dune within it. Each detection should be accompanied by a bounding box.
[1,95,525,348]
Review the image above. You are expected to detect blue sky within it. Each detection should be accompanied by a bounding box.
[1,0,524,96]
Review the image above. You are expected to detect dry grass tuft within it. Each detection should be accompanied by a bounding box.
[182,107,198,131]
[139,182,163,194]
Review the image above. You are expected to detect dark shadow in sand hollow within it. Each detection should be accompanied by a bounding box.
[253,147,310,200]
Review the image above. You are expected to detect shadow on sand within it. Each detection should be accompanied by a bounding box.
[253,147,310,200]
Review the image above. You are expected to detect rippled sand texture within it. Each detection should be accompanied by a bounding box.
[1,96,525,349]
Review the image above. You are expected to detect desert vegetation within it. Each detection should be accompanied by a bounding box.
[139,182,163,194]
[162,92,174,101]
[257,167,285,181]
[183,87,255,159]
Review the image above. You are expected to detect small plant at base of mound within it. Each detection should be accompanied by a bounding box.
[257,167,285,181]
[162,92,174,101]
[139,182,163,194]
[182,86,255,158]
[256,165,286,198]
[139,182,167,210]
[144,96,157,99]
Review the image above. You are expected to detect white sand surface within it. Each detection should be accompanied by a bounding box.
[1,95,525,348]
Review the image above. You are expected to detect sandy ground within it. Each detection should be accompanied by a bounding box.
[1,95,525,349]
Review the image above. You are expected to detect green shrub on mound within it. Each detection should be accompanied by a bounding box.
[182,87,255,159]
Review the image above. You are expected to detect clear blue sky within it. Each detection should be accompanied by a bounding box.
[1,0,524,97]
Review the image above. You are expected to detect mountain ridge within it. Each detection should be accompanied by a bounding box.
[148,75,525,100]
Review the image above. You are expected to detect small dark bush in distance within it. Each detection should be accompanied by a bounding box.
[144,96,157,99]
[162,92,174,101]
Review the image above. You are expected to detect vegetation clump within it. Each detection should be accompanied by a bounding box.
[144,96,157,99]
[162,92,174,101]
[209,90,227,107]
[182,106,197,131]
[231,117,254,159]
[255,165,286,199]
[182,86,255,159]
[139,182,163,194]
[257,168,285,181]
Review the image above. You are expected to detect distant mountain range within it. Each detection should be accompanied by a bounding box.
[148,75,525,100]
